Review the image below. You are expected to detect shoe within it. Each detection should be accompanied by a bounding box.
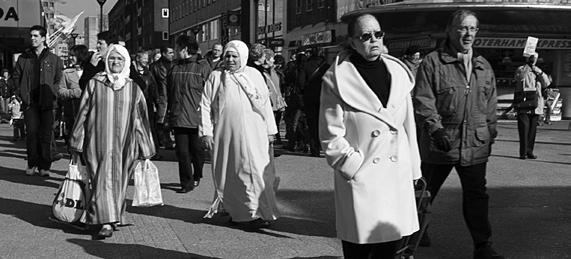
[474,245,504,259]
[193,180,200,187]
[519,156,526,160]
[177,186,193,193]
[96,225,113,239]
[51,153,64,162]
[39,169,51,177]
[26,166,37,176]
[527,154,538,159]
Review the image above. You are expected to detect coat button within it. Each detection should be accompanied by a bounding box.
[371,130,381,137]
[389,155,398,162]
[373,157,380,164]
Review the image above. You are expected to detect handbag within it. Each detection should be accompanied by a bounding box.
[133,159,163,207]
[52,161,89,223]
[516,90,538,109]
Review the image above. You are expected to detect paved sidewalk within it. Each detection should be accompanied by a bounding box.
[0,120,569,258]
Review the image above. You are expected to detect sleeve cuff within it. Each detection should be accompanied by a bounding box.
[337,150,364,180]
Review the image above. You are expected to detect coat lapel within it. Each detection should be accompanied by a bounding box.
[333,53,413,129]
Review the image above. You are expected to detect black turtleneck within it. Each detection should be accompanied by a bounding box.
[350,53,391,107]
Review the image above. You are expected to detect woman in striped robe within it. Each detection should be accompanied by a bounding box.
[70,44,155,238]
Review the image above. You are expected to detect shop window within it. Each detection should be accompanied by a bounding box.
[318,0,326,8]
[163,32,169,40]
[210,20,219,40]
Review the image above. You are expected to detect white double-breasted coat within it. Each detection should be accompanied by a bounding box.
[319,51,422,244]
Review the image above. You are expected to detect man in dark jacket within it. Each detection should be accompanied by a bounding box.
[204,43,223,70]
[168,35,212,193]
[300,49,329,157]
[413,10,503,259]
[13,25,64,177]
[149,46,175,149]
[79,31,110,90]
[131,50,161,159]
[0,68,13,123]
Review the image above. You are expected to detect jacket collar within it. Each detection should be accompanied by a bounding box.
[332,51,413,129]
[438,43,486,70]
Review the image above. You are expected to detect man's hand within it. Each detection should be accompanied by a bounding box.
[90,52,101,67]
[431,128,452,152]
[268,135,275,144]
[201,136,214,151]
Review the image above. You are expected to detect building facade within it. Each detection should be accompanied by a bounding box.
[169,0,243,54]
[341,0,571,119]
[84,16,109,51]
[109,0,169,53]
[0,0,42,70]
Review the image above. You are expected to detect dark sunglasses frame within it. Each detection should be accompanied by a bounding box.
[358,31,385,42]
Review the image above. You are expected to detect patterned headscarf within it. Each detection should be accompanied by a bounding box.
[104,44,131,90]
[223,40,249,73]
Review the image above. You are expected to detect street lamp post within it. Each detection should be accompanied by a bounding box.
[70,33,79,46]
[97,0,107,33]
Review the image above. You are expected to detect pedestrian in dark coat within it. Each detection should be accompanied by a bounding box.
[13,25,64,177]
[149,46,175,149]
[413,10,504,259]
[168,35,212,193]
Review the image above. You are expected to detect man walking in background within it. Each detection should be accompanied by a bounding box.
[13,25,63,177]
[150,46,175,150]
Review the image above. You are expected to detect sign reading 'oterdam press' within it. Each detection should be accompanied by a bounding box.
[0,0,41,28]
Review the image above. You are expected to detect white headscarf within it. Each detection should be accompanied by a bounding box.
[223,40,249,73]
[104,44,131,90]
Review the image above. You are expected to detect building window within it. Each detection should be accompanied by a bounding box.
[163,31,169,40]
[296,0,302,14]
[210,20,218,40]
[306,0,312,11]
[318,0,325,8]
[201,24,208,42]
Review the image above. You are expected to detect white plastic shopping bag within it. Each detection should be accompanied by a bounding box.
[52,161,89,223]
[133,159,163,207]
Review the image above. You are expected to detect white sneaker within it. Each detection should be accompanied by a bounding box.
[25,166,37,176]
[39,169,50,177]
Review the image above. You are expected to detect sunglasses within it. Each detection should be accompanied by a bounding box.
[358,31,385,42]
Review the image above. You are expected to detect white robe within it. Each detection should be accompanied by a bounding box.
[200,67,279,222]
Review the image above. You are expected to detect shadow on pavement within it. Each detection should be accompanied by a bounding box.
[67,238,217,259]
[126,189,337,238]
[0,197,91,236]
[0,165,63,189]
[491,154,571,166]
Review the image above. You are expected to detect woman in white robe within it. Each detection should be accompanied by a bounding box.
[199,40,279,227]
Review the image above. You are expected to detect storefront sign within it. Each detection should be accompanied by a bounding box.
[473,37,571,49]
[387,36,436,52]
[0,0,40,28]
[301,30,334,46]
[257,22,282,35]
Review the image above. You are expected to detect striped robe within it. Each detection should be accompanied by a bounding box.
[70,73,155,225]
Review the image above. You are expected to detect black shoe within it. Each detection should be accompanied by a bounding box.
[193,180,200,187]
[527,154,538,159]
[177,186,193,193]
[474,245,504,259]
[96,227,113,239]
[519,155,526,160]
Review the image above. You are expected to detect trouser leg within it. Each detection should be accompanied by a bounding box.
[527,114,539,155]
[516,113,529,157]
[38,109,54,170]
[456,163,492,248]
[25,107,40,168]
[174,127,193,188]
[188,128,203,180]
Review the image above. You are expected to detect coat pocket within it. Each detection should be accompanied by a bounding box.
[474,127,490,146]
[436,86,457,117]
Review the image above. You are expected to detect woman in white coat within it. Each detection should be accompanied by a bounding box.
[319,14,421,258]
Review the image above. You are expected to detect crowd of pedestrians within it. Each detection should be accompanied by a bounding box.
[8,7,554,258]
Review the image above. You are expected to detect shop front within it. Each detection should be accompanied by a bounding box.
[342,0,571,119]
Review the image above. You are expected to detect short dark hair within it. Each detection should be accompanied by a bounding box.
[446,9,479,31]
[404,45,421,56]
[30,25,47,37]
[160,46,172,54]
[69,45,90,64]
[175,35,199,54]
[249,43,266,61]
[97,31,112,44]
[347,14,378,38]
